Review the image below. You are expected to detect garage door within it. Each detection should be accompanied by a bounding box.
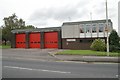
[16,33,26,48]
[29,32,41,48]
[44,32,58,48]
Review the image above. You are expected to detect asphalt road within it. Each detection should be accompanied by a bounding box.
[2,58,118,78]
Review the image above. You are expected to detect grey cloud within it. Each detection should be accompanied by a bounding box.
[29,19,48,26]
[109,8,117,18]
[29,0,90,24]
[93,1,117,19]
[93,2,106,14]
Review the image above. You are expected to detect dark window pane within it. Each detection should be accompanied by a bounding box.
[99,27,104,32]
[92,27,96,33]
[80,27,85,33]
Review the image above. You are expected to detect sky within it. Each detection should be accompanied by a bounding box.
[0,0,119,31]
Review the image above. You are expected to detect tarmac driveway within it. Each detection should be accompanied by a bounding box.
[2,49,62,61]
[2,49,118,63]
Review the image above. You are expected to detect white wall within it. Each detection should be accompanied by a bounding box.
[62,25,79,38]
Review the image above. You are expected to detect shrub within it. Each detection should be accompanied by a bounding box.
[90,39,106,51]
[109,45,120,53]
[109,30,120,52]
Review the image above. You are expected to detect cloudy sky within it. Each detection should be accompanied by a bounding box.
[0,0,119,31]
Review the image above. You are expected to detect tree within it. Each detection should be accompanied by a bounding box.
[3,14,26,29]
[25,25,35,29]
[2,13,35,45]
[2,26,11,45]
[90,39,106,51]
[109,30,120,52]
[0,27,2,40]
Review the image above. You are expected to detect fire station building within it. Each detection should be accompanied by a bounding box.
[11,19,113,50]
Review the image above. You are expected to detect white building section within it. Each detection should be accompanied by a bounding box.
[62,19,113,38]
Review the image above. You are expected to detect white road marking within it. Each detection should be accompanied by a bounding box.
[4,66,71,74]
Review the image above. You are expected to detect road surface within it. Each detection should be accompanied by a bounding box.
[2,58,118,78]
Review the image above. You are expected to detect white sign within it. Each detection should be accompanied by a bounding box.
[66,39,76,41]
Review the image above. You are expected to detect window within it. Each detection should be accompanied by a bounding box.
[91,24,96,33]
[99,27,104,32]
[38,42,40,43]
[80,27,85,33]
[99,23,104,32]
[92,27,96,33]
[86,27,91,33]
[54,41,57,43]
[34,42,37,43]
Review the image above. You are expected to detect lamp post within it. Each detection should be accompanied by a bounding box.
[105,0,109,56]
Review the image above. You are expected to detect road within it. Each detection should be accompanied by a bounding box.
[2,49,119,78]
[2,58,118,78]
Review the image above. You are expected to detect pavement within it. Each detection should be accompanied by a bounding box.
[2,49,119,63]
[48,49,119,63]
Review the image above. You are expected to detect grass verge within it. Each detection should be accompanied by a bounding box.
[0,45,11,49]
[56,50,119,57]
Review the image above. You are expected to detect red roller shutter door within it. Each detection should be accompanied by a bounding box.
[44,32,58,48]
[29,32,40,48]
[16,33,26,48]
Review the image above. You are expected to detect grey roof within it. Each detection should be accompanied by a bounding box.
[11,27,61,33]
[62,19,112,25]
[11,19,112,33]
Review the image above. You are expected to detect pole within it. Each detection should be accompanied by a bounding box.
[106,0,109,56]
[90,12,92,21]
[90,12,92,36]
[68,17,71,21]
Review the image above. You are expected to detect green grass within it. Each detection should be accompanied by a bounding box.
[0,45,11,49]
[56,50,119,57]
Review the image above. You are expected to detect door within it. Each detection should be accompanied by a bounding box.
[44,32,58,48]
[16,33,26,48]
[29,32,40,48]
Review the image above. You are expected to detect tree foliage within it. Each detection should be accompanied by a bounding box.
[0,27,2,40]
[3,14,25,29]
[25,25,35,29]
[109,30,120,52]
[2,13,35,45]
[90,39,106,51]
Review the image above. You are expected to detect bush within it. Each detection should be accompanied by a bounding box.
[90,39,106,51]
[110,45,120,53]
[109,30,120,52]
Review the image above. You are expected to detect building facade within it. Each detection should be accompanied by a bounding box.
[118,1,120,37]
[62,19,113,49]
[11,27,62,49]
[11,19,113,50]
